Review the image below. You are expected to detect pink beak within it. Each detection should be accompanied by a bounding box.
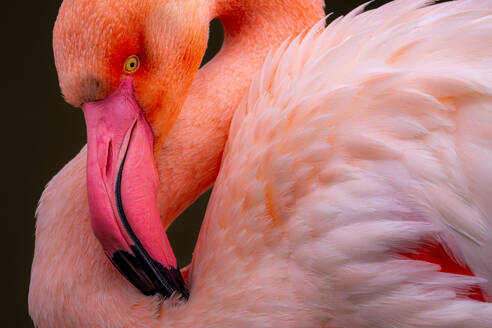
[82,78,188,298]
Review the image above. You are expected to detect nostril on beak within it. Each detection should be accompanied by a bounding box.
[105,140,113,180]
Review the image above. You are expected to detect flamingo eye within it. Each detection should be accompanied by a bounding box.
[123,55,140,74]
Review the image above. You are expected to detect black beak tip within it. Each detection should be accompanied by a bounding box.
[109,250,189,299]
[166,266,189,299]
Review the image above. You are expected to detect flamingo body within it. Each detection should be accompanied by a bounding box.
[185,2,492,326]
[29,0,492,327]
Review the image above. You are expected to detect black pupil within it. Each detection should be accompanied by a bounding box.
[130,62,135,68]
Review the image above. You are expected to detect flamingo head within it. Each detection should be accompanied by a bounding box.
[53,0,210,299]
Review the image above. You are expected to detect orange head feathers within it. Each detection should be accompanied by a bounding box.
[53,0,210,145]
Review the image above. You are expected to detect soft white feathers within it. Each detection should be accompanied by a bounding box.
[186,1,492,327]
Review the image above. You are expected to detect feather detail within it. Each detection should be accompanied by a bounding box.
[196,1,492,326]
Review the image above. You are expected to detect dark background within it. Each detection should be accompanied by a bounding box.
[2,0,431,326]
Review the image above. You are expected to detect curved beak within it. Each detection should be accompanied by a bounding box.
[82,78,188,299]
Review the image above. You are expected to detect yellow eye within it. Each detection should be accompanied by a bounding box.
[123,55,140,74]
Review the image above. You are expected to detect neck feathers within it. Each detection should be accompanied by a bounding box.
[157,0,325,228]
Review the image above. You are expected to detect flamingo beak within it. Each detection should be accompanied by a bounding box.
[82,78,188,299]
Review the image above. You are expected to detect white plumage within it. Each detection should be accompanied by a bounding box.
[185,1,492,326]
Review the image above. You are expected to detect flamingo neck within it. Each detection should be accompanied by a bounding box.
[30,1,325,326]
[30,150,165,328]
[157,0,325,228]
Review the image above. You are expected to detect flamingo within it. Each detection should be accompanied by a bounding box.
[29,0,492,327]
